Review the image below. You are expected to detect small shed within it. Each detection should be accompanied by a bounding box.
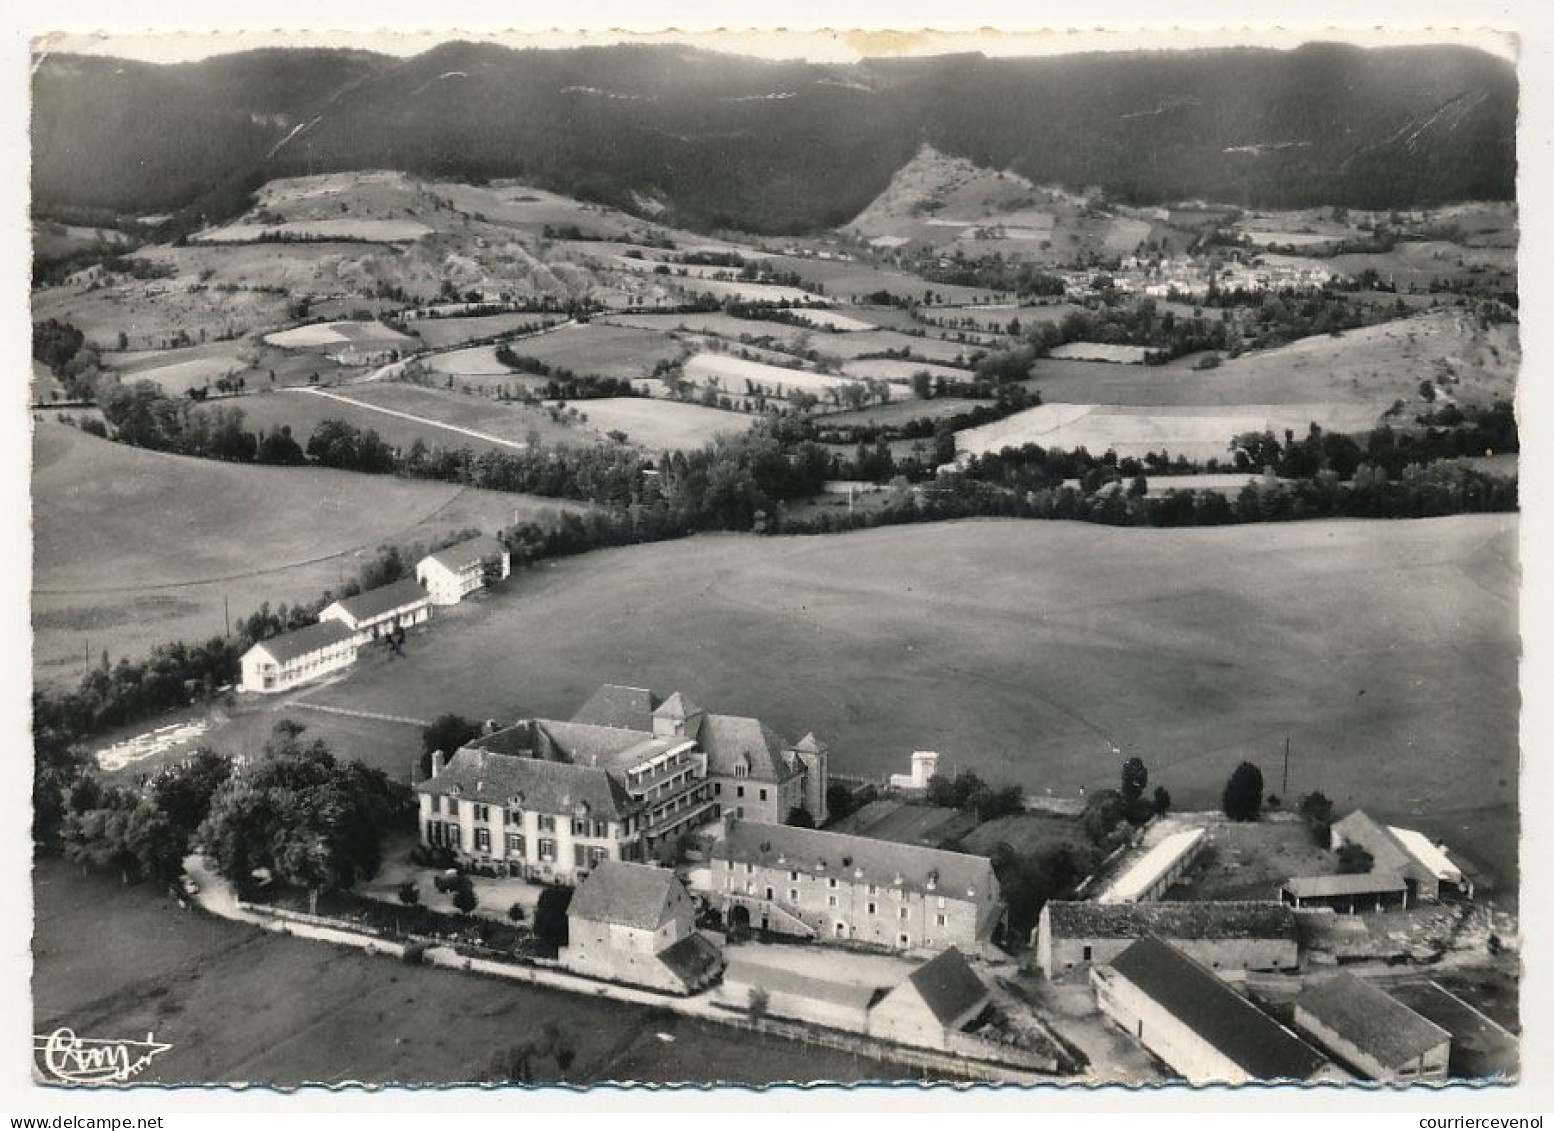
[868,946,990,1051]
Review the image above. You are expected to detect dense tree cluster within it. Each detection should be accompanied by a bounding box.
[197,722,412,911]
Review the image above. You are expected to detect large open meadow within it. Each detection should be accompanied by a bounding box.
[295,514,1520,889]
[31,425,584,685]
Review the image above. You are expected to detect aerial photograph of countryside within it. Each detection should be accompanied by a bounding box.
[27,28,1522,1091]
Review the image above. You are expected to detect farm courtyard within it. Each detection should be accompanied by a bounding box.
[274,513,1519,891]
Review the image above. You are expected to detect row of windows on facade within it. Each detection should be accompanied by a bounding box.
[427,820,609,866]
[721,858,944,900]
[265,647,351,674]
[712,782,768,801]
[428,796,612,838]
[727,876,951,922]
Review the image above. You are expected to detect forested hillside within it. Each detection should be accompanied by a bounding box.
[32,41,1516,234]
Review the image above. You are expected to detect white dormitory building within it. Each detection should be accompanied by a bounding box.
[239,619,358,694]
[319,577,432,645]
[416,535,512,606]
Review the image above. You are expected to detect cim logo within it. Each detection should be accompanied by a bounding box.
[33,1028,173,1085]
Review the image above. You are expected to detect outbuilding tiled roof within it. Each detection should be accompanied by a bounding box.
[247,619,355,665]
[1282,872,1408,899]
[712,820,996,903]
[903,946,989,1024]
[1107,936,1332,1081]
[568,861,680,929]
[414,747,636,820]
[1295,972,1451,1069]
[1046,900,1298,942]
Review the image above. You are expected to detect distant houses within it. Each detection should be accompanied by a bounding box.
[1034,900,1300,979]
[705,819,1003,956]
[1091,936,1343,1084]
[416,535,511,606]
[561,860,722,994]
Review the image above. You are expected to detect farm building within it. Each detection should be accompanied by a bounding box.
[718,956,878,1033]
[706,820,1003,956]
[1033,901,1300,979]
[561,861,721,994]
[319,577,432,645]
[1093,827,1207,904]
[1091,936,1342,1084]
[415,535,511,606]
[1329,810,1472,902]
[1292,972,1450,1082]
[1279,872,1410,913]
[1388,981,1520,1080]
[869,946,991,1052]
[239,620,358,694]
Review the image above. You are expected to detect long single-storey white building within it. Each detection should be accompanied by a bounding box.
[239,620,358,694]
[415,535,511,606]
[1091,936,1343,1084]
[319,577,432,644]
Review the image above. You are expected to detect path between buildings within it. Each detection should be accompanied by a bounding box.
[179,855,1057,1085]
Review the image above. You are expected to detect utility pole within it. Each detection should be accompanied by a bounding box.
[1282,735,1291,797]
[224,595,231,638]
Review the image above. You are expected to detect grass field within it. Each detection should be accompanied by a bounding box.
[31,424,583,685]
[957,402,1383,461]
[425,346,514,376]
[805,330,983,365]
[822,397,984,428]
[683,354,860,400]
[410,313,560,350]
[494,321,687,381]
[340,383,601,447]
[295,515,1520,888]
[32,861,914,1086]
[566,398,752,451]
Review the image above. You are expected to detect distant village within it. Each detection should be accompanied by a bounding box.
[207,547,1519,1084]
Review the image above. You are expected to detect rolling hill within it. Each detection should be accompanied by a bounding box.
[32,40,1516,235]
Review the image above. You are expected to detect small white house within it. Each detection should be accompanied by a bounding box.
[240,620,358,694]
[869,946,990,1051]
[319,577,431,645]
[889,750,940,791]
[415,535,511,606]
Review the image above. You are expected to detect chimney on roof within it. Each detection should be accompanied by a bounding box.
[431,750,445,778]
